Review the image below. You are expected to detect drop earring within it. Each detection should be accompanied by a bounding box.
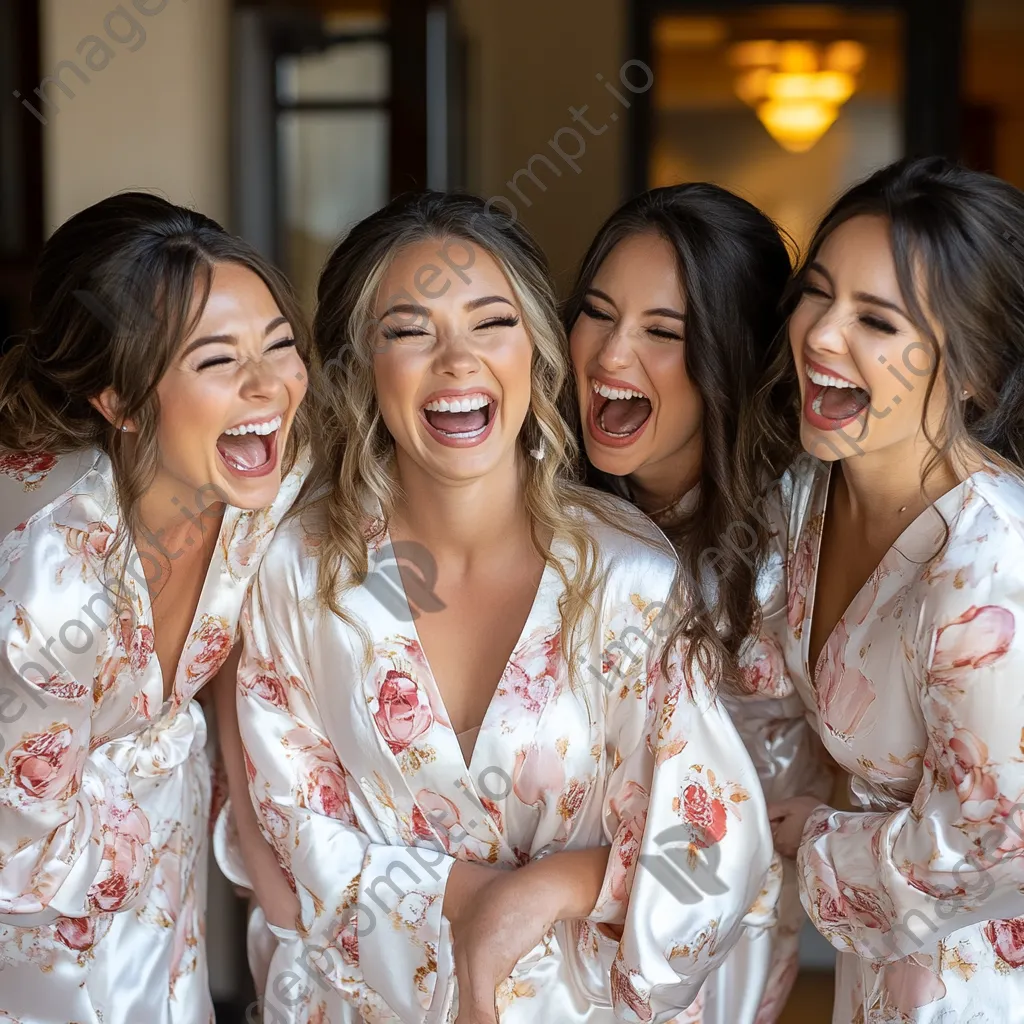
[530,438,546,460]
[961,389,970,400]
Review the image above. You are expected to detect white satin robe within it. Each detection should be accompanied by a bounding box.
[660,489,833,1024]
[0,447,307,1024]
[228,498,783,1023]
[771,457,1024,1023]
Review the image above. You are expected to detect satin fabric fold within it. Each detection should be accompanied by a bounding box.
[0,448,309,1024]
[221,493,782,1022]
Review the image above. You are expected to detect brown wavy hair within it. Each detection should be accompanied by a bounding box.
[563,183,794,695]
[744,156,1024,516]
[306,190,645,683]
[0,190,314,570]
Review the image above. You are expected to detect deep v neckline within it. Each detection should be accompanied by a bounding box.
[130,509,237,712]
[803,463,975,688]
[385,527,557,773]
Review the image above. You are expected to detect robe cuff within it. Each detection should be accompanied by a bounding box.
[358,844,458,1023]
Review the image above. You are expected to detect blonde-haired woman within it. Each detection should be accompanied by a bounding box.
[232,192,780,1023]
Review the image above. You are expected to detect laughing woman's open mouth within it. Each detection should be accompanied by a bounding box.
[803,362,872,432]
[216,414,283,477]
[420,391,497,448]
[588,378,652,448]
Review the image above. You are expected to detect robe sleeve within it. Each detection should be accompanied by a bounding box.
[587,638,781,1022]
[796,574,1024,962]
[236,568,458,1024]
[726,476,835,808]
[0,598,154,925]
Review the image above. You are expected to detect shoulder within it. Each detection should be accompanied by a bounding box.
[566,488,679,603]
[0,449,106,542]
[922,469,1024,670]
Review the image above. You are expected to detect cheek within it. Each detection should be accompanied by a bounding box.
[154,373,231,453]
[372,351,424,439]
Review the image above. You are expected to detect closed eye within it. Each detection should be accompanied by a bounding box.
[381,324,431,340]
[800,283,831,300]
[197,354,234,370]
[475,315,520,330]
[859,314,899,335]
[582,301,614,323]
[647,325,682,341]
[267,337,296,352]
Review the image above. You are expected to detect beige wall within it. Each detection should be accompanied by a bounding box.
[39,0,230,234]
[456,0,627,291]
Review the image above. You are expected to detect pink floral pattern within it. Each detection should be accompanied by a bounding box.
[769,460,1024,1022]
[235,508,779,1022]
[0,447,309,1021]
[0,451,57,490]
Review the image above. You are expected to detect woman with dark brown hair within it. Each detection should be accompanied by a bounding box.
[564,182,835,1024]
[0,192,310,1023]
[749,156,1024,1022]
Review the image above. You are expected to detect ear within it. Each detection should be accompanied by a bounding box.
[89,388,134,433]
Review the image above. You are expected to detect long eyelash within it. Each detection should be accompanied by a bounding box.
[381,326,429,340]
[582,301,613,321]
[648,327,682,341]
[268,337,296,351]
[477,315,520,329]
[197,357,234,370]
[861,315,898,335]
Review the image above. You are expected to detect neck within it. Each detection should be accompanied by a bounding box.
[834,433,965,529]
[135,470,225,560]
[390,449,533,563]
[626,433,702,516]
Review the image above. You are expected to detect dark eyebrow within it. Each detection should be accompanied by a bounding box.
[181,334,234,358]
[181,316,291,358]
[586,288,617,308]
[465,295,516,312]
[381,302,430,319]
[852,292,909,318]
[587,289,684,322]
[807,262,908,319]
[643,306,685,322]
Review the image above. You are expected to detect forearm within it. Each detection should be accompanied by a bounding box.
[529,846,611,920]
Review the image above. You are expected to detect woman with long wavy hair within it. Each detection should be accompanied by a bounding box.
[563,183,834,1024]
[747,156,1024,1022]
[0,192,311,1023]
[230,190,780,1024]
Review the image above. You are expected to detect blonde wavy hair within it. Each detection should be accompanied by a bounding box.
[303,191,645,683]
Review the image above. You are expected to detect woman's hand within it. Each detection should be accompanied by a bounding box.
[768,795,827,859]
[451,865,559,1023]
[447,847,611,1022]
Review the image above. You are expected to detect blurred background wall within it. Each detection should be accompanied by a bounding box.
[2,1,1023,1020]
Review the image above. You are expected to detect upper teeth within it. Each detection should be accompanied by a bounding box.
[592,380,646,400]
[223,415,282,436]
[423,394,492,413]
[807,368,857,389]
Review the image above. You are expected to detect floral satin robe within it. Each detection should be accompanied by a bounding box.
[231,499,782,1023]
[0,448,307,1024]
[662,488,833,1024]
[773,457,1024,1023]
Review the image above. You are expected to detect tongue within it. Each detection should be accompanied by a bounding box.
[425,409,486,434]
[820,386,870,421]
[600,397,651,435]
[217,432,269,470]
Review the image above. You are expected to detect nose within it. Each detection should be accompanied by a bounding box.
[802,301,848,359]
[595,322,636,373]
[433,328,481,379]
[238,352,286,401]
